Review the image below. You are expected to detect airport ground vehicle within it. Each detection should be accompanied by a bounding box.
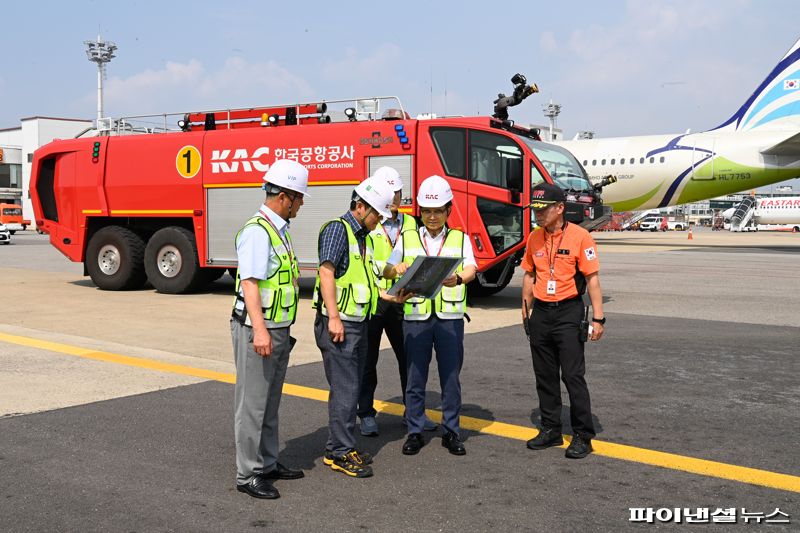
[0,203,29,234]
[638,215,664,231]
[0,222,10,244]
[30,83,612,295]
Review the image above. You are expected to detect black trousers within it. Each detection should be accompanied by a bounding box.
[528,298,596,438]
[357,299,406,418]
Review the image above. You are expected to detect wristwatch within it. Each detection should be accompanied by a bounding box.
[592,316,606,325]
[455,274,463,285]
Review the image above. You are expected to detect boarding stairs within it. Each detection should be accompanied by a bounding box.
[730,196,757,232]
[620,210,653,230]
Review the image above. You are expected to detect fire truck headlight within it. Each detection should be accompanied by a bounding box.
[268,114,280,126]
[318,115,331,124]
[344,107,357,122]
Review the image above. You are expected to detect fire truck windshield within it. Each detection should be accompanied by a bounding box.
[520,138,592,193]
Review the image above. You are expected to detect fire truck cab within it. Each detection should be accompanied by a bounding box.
[30,94,610,295]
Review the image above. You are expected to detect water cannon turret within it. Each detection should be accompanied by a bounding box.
[493,73,539,122]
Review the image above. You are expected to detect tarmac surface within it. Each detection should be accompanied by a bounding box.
[1,228,799,531]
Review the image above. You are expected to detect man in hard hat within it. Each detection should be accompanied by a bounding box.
[358,167,437,437]
[384,175,477,457]
[313,176,412,478]
[231,159,309,500]
[521,182,605,459]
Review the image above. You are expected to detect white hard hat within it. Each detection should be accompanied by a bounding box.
[373,166,403,192]
[263,159,310,197]
[354,176,394,219]
[416,175,453,207]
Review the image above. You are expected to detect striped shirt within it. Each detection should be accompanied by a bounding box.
[318,211,369,278]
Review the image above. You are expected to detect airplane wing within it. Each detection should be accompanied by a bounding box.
[761,132,800,156]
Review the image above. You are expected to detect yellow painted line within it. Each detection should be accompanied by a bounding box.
[2,331,799,494]
[81,209,103,214]
[110,210,195,215]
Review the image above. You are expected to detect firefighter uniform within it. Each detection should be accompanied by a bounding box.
[521,184,602,456]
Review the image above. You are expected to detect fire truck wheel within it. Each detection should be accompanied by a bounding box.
[144,226,201,294]
[86,226,147,290]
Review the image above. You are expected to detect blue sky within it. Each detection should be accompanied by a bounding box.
[1,0,798,141]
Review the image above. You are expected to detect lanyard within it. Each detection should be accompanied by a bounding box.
[546,222,567,279]
[259,208,295,262]
[422,228,447,257]
[380,218,400,248]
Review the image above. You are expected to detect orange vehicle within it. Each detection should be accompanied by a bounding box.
[29,80,613,295]
[0,203,29,234]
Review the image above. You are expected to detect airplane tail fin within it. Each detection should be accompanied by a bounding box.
[713,37,800,132]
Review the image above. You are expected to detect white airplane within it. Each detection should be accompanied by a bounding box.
[722,196,800,231]
[557,37,800,212]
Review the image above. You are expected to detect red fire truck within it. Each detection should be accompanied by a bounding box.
[30,80,612,295]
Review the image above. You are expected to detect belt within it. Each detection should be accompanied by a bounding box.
[534,296,582,308]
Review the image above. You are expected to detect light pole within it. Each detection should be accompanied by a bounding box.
[84,35,117,131]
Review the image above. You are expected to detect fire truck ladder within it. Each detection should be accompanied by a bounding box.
[730,196,757,232]
[106,96,407,136]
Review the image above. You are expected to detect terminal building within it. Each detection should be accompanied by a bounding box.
[0,117,92,229]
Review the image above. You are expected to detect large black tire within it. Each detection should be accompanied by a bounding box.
[144,226,202,294]
[85,226,147,290]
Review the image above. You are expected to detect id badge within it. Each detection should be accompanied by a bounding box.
[546,280,556,295]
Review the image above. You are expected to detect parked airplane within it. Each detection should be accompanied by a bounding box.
[557,37,800,212]
[722,196,800,231]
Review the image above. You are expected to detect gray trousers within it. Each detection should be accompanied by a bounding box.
[314,314,368,456]
[231,319,292,485]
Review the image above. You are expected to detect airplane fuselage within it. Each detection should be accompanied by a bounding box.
[558,130,800,212]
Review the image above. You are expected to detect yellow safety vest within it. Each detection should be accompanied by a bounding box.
[232,216,299,328]
[368,213,417,290]
[401,228,467,321]
[313,218,379,322]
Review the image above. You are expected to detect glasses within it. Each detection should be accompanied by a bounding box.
[420,208,447,217]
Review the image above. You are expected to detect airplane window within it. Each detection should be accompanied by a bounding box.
[630,158,634,164]
[601,159,606,165]
[583,160,588,166]
[649,157,654,163]
[639,157,644,164]
[611,159,616,165]
[660,156,665,163]
[592,159,596,166]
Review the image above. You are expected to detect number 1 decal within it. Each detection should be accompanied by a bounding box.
[176,145,201,178]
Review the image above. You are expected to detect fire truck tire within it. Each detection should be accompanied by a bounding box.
[86,226,148,291]
[144,226,202,294]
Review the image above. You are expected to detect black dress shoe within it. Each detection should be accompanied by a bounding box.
[441,432,466,456]
[236,476,280,499]
[402,433,425,455]
[565,434,593,459]
[526,428,563,450]
[263,462,305,480]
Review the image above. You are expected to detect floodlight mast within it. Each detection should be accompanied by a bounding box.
[84,35,117,131]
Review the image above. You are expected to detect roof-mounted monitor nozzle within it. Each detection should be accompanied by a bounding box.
[493,73,539,122]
